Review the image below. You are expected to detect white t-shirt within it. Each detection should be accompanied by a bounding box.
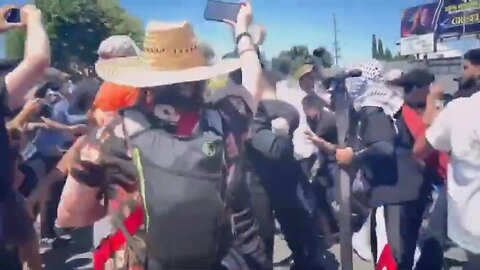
[276,80,316,160]
[426,92,480,254]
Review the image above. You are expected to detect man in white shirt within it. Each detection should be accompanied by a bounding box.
[414,91,480,269]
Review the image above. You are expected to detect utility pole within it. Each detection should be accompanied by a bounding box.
[333,14,341,66]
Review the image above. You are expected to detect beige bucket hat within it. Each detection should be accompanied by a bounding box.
[95,21,241,88]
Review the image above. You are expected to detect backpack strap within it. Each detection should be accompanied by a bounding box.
[120,109,154,139]
[110,204,146,266]
[202,108,225,138]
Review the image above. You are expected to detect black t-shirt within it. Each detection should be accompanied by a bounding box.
[307,107,338,182]
[357,106,427,207]
[0,78,11,202]
[248,100,299,161]
[307,107,337,145]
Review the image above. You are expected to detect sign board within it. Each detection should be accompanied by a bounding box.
[400,3,440,55]
[400,33,435,55]
[437,0,480,36]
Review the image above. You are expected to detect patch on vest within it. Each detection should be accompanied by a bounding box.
[202,142,217,157]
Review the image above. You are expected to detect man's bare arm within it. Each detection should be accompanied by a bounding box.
[412,134,436,160]
[5,5,50,110]
[235,3,263,109]
[423,84,444,127]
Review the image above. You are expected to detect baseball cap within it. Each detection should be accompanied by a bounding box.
[92,82,139,112]
[97,35,140,59]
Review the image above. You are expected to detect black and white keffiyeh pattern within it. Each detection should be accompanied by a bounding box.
[346,60,404,117]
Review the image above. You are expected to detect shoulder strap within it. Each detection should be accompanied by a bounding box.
[111,202,147,265]
[202,108,225,138]
[120,109,153,138]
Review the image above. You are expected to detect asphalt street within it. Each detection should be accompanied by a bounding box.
[41,227,370,270]
[42,226,467,270]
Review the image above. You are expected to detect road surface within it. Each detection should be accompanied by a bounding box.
[40,226,369,270]
[42,226,467,270]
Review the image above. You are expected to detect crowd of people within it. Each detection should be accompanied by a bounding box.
[0,2,480,270]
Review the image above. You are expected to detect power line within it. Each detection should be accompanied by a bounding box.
[333,13,341,66]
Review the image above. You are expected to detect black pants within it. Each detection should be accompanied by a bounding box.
[31,154,63,239]
[371,198,427,270]
[246,172,274,264]
[264,170,325,269]
[0,246,21,270]
[299,155,316,179]
[415,186,446,270]
[41,181,65,238]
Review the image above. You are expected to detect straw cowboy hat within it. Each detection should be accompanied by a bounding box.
[95,21,241,88]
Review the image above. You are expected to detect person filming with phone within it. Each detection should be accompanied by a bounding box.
[0,4,50,270]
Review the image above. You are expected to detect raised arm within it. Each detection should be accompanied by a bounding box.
[234,3,263,108]
[422,84,444,127]
[5,5,50,110]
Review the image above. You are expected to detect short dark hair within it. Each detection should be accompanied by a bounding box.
[390,68,435,94]
[302,94,328,110]
[464,48,480,66]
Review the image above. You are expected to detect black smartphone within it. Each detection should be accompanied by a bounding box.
[4,8,21,23]
[204,0,241,23]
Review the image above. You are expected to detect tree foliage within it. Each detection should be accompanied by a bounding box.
[271,46,305,75]
[384,48,393,61]
[6,0,144,78]
[377,39,385,60]
[372,34,378,59]
[273,46,310,75]
[5,30,25,59]
[313,46,333,68]
[372,35,395,62]
[271,45,335,76]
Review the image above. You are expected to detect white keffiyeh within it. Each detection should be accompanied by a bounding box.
[346,60,404,117]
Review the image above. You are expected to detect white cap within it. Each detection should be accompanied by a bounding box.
[97,35,140,59]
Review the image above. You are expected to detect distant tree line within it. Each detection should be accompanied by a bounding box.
[271,45,333,77]
[372,34,395,61]
[371,34,415,62]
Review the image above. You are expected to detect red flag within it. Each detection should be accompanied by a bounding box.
[376,244,397,270]
[402,104,448,182]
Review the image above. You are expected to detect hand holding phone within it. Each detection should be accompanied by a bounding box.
[0,5,23,32]
[4,7,21,23]
[204,0,242,23]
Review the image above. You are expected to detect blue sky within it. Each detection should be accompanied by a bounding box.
[1,0,473,65]
[118,0,438,64]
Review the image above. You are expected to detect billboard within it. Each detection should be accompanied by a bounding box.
[400,3,439,55]
[436,0,480,36]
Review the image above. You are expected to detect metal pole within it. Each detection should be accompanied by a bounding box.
[333,14,340,66]
[333,80,353,270]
